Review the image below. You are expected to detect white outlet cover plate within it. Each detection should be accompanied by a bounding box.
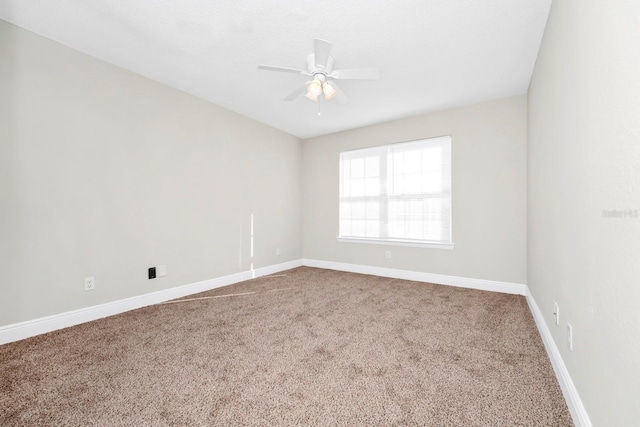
[158,265,167,277]
[84,277,95,291]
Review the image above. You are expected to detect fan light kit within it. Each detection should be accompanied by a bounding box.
[258,39,381,112]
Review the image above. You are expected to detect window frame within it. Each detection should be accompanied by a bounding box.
[337,136,454,250]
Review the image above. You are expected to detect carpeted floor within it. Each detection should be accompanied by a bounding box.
[0,267,572,425]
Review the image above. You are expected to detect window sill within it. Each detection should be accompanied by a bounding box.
[337,237,454,250]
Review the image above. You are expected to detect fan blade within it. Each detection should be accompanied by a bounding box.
[284,83,309,101]
[330,68,381,80]
[314,39,332,69]
[328,80,349,105]
[258,65,308,75]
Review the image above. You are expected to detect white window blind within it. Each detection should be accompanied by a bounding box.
[338,136,452,248]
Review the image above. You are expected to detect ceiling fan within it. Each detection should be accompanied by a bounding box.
[258,39,381,105]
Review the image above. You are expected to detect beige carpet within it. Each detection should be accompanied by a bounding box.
[1,267,572,425]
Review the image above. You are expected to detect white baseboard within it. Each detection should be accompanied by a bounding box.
[0,259,303,345]
[525,288,592,427]
[302,259,526,295]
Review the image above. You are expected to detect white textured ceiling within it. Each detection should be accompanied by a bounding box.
[0,1,551,139]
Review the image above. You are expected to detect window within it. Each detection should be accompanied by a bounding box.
[338,136,453,249]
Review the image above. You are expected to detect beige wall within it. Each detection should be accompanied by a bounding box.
[0,20,302,326]
[303,95,527,284]
[528,1,640,425]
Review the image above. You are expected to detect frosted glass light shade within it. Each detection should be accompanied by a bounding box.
[323,82,336,100]
[307,79,323,97]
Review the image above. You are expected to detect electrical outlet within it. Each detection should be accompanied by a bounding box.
[276,248,281,256]
[148,267,156,279]
[158,265,167,277]
[553,301,559,325]
[567,323,573,351]
[84,277,95,291]
[385,250,391,259]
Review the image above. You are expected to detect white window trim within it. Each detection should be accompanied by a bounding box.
[338,135,453,249]
[337,236,454,250]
